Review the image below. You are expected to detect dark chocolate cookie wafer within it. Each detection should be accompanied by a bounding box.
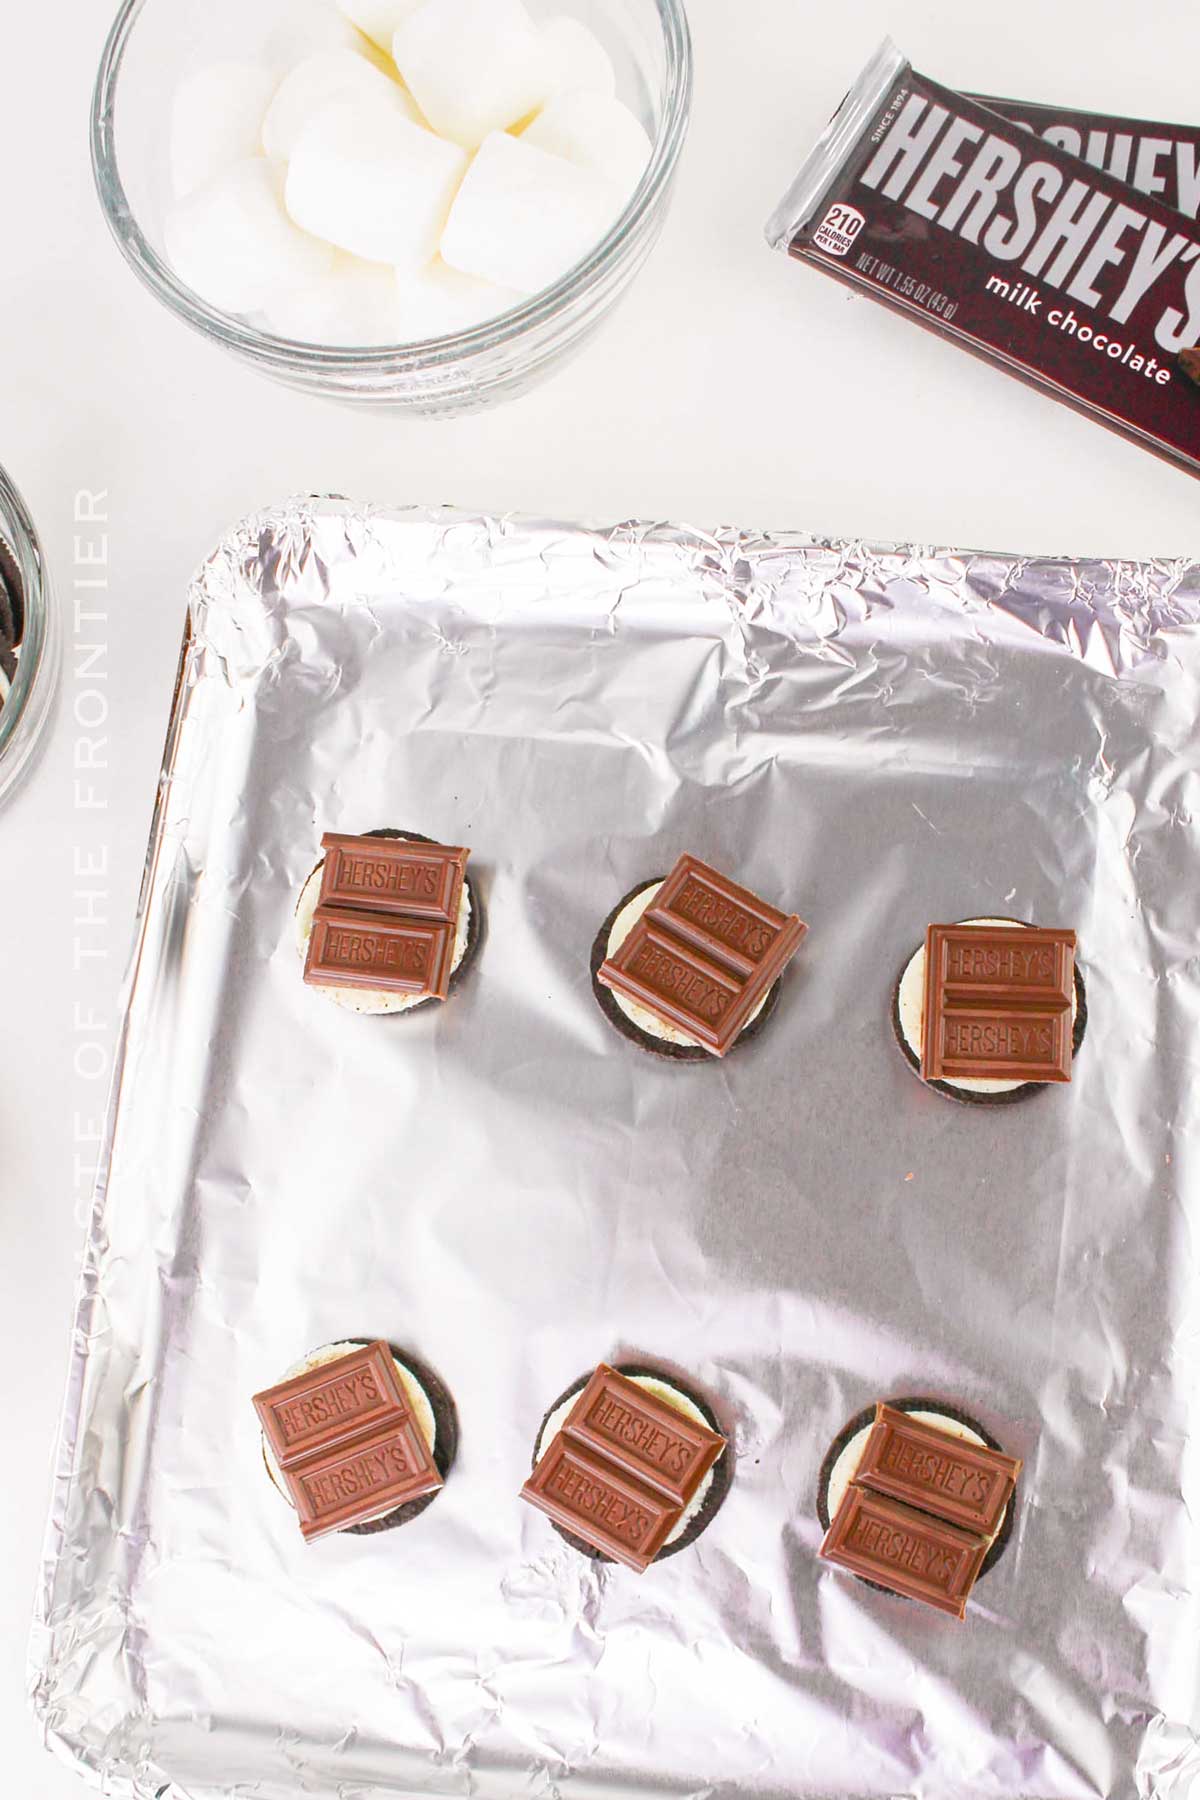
[532,1362,733,1564]
[817,1395,1017,1583]
[590,879,782,1062]
[891,917,1088,1107]
[343,1340,458,1535]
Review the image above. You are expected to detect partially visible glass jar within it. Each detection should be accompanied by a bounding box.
[91,0,692,414]
[0,462,58,808]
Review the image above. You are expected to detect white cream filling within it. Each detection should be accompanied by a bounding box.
[605,881,770,1050]
[898,916,1078,1094]
[263,1340,436,1510]
[535,1374,720,1548]
[295,860,471,1014]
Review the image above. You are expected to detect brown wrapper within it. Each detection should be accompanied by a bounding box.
[768,42,1200,481]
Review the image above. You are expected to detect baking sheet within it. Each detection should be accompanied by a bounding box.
[28,499,1200,1800]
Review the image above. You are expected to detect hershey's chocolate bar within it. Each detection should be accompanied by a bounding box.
[598,854,805,1055]
[561,1364,725,1508]
[522,1435,679,1572]
[921,923,1076,1082]
[304,907,455,997]
[601,921,747,1053]
[319,833,468,922]
[977,97,1200,221]
[927,924,1076,1007]
[927,1004,1073,1083]
[820,1484,989,1619]
[253,1342,443,1542]
[768,42,1200,480]
[289,1418,443,1542]
[647,854,805,980]
[855,1405,1021,1540]
[254,1341,408,1468]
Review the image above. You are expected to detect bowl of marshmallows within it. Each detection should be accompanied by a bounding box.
[92,0,691,412]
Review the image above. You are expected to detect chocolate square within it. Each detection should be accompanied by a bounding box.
[819,1484,989,1619]
[854,1405,1021,1540]
[254,1340,409,1469]
[304,908,455,998]
[521,1436,679,1573]
[647,854,806,979]
[599,921,747,1054]
[288,1418,443,1542]
[560,1365,725,1509]
[318,834,468,922]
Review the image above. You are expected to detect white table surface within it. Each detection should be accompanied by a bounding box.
[4,1,1198,1794]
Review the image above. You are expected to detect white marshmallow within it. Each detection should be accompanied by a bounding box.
[394,258,521,336]
[170,63,280,199]
[261,0,376,66]
[286,97,468,265]
[262,50,417,163]
[441,130,618,294]
[265,253,404,344]
[164,158,335,315]
[541,16,616,98]
[336,0,422,53]
[393,0,553,149]
[523,90,651,192]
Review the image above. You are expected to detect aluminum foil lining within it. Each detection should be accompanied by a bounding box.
[29,499,1200,1800]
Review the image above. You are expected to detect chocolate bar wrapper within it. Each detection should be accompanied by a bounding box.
[977,96,1200,220]
[767,41,1200,479]
[30,499,1200,1799]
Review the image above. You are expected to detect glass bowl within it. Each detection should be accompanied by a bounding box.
[0,462,58,810]
[91,0,692,414]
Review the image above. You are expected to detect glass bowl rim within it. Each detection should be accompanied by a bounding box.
[90,0,693,371]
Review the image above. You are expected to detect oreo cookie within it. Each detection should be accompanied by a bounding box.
[531,1362,733,1565]
[817,1395,1017,1585]
[261,1338,458,1536]
[891,916,1088,1107]
[590,878,783,1063]
[295,826,484,1014]
[0,531,23,695]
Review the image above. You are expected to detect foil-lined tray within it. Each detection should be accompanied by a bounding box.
[29,500,1200,1800]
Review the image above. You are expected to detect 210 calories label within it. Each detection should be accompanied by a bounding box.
[813,204,866,258]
